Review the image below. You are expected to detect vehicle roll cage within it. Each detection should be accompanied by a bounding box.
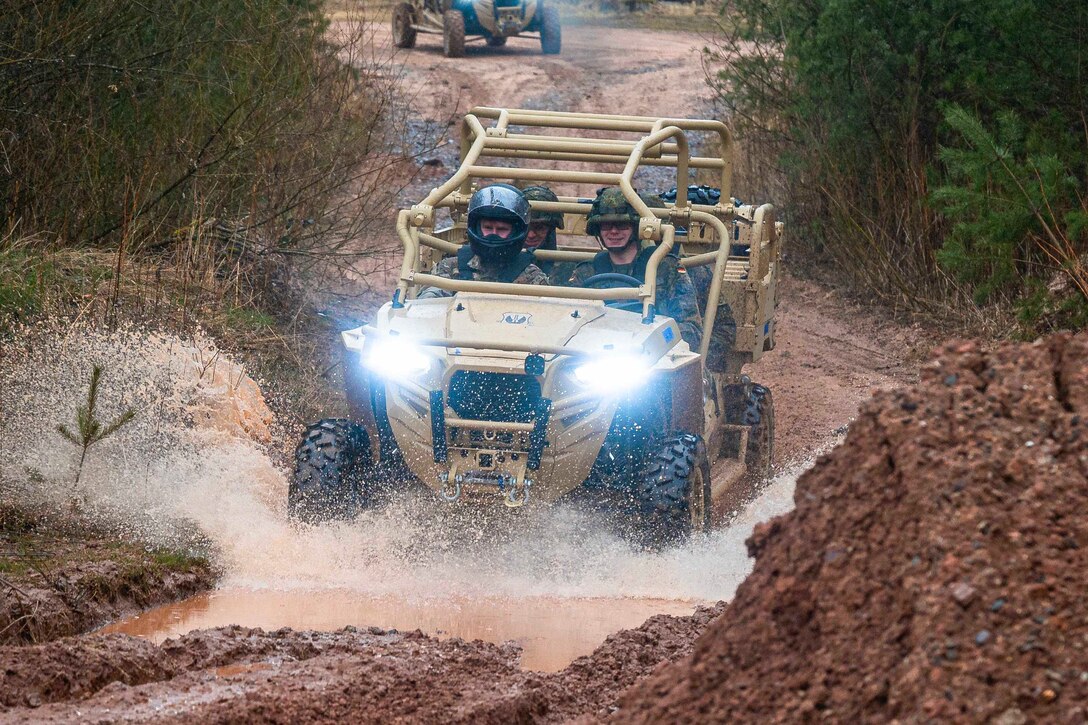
[394,107,777,357]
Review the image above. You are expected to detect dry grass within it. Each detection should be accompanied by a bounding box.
[0,7,437,427]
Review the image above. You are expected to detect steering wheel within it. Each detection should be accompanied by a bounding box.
[580,272,645,313]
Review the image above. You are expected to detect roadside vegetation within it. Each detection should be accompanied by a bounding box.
[0,500,215,645]
[0,0,418,424]
[1,0,420,624]
[707,0,1087,336]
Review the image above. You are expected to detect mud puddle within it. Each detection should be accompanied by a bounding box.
[102,589,696,671]
[98,464,804,671]
[2,324,810,678]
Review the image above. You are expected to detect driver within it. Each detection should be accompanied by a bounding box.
[569,187,702,350]
[419,184,550,298]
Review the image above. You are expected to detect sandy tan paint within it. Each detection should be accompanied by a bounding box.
[347,108,782,515]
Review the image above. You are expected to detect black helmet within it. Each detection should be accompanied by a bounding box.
[467,183,530,249]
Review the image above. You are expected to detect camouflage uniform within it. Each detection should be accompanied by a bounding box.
[521,185,577,282]
[653,186,737,370]
[417,253,549,298]
[646,187,737,367]
[571,187,716,354]
[569,252,703,351]
[686,263,736,372]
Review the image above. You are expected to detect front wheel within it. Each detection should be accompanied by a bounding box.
[540,5,561,55]
[289,419,373,523]
[486,35,507,47]
[443,9,466,58]
[630,433,711,547]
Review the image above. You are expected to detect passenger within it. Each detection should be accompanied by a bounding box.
[521,185,562,270]
[569,187,703,351]
[418,184,549,298]
[521,184,580,284]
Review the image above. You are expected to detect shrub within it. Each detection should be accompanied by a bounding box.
[707,0,1087,329]
[935,107,1088,330]
[1,0,401,288]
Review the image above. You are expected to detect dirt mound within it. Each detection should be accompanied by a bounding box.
[614,333,1088,722]
[535,602,727,722]
[0,603,725,720]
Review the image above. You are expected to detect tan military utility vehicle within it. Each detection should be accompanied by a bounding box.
[291,107,783,544]
[392,0,561,58]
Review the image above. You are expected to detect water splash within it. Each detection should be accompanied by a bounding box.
[1,322,807,604]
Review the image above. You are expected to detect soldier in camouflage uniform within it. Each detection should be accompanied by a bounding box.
[521,184,579,284]
[653,187,737,372]
[569,188,703,351]
[419,184,549,298]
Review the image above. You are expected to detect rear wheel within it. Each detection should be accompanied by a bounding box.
[720,382,775,514]
[630,433,711,547]
[443,9,466,58]
[540,5,561,55]
[486,35,507,47]
[392,3,417,48]
[290,419,372,523]
[743,384,774,483]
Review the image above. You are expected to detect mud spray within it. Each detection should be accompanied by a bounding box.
[0,325,804,670]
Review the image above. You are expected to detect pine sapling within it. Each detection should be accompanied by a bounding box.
[57,364,136,486]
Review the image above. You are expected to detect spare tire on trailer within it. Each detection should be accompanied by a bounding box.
[392,3,417,48]
[540,4,561,55]
[443,9,466,58]
[289,418,373,523]
[629,432,711,547]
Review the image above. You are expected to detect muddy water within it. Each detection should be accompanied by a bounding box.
[101,464,805,671]
[103,589,696,671]
[1,326,809,673]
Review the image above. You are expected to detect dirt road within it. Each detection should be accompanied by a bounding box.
[385,22,712,121]
[1,20,935,722]
[379,21,926,461]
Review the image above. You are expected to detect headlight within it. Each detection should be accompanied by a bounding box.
[362,336,432,380]
[573,353,651,393]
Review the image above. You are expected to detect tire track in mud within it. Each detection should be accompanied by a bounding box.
[377,24,711,121]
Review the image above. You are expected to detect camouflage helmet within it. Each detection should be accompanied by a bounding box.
[585,187,640,236]
[639,191,667,210]
[522,185,564,229]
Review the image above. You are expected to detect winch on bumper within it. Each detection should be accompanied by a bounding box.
[429,370,551,507]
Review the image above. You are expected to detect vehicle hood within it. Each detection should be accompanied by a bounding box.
[347,293,688,364]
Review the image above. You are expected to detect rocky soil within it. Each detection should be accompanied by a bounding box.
[613,333,1088,722]
[0,604,725,721]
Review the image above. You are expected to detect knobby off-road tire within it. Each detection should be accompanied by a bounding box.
[393,3,417,48]
[486,35,507,47]
[540,5,561,55]
[290,419,372,524]
[443,10,466,58]
[743,384,774,484]
[631,433,711,547]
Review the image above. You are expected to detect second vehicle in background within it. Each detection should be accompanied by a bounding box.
[393,0,561,58]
